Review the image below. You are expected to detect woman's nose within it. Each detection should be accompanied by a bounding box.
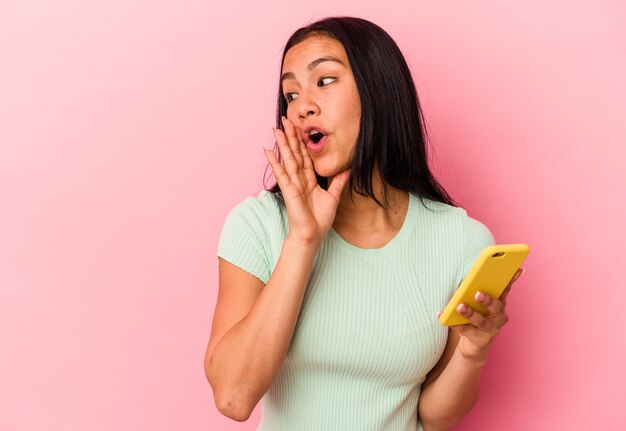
[297,92,320,119]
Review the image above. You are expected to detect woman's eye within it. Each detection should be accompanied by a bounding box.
[284,78,334,102]
[318,77,336,87]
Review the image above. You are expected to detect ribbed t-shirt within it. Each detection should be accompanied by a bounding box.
[216,190,495,430]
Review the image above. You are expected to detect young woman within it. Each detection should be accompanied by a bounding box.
[205,17,523,431]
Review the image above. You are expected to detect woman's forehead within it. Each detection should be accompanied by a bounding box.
[282,36,348,73]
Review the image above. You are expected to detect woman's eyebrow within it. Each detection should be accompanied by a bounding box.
[281,56,345,85]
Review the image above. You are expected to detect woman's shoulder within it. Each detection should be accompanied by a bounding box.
[222,189,288,241]
[226,189,284,219]
[217,190,287,283]
[411,194,494,242]
[411,194,465,222]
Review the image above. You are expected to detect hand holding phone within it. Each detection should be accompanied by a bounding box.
[439,244,530,326]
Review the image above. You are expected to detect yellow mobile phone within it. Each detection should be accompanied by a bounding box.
[438,244,530,326]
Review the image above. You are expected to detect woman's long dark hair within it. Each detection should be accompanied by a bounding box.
[264,16,455,208]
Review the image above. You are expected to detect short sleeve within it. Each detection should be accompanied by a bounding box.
[459,211,496,282]
[216,198,271,284]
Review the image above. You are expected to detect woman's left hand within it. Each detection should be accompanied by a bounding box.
[449,267,525,363]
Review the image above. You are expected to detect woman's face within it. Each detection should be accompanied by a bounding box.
[281,36,361,178]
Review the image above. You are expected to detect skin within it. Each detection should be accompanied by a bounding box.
[275,35,410,246]
[280,36,361,180]
[206,34,524,428]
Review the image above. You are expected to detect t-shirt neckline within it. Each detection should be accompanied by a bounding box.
[327,193,417,258]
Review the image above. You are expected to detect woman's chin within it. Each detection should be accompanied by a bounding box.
[311,164,334,179]
[312,161,349,180]
[316,170,343,181]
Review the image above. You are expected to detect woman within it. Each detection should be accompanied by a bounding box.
[205,17,523,430]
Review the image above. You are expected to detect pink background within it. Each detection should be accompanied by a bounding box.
[1,1,624,430]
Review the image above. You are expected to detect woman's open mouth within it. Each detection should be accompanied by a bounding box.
[309,129,324,143]
[306,129,327,154]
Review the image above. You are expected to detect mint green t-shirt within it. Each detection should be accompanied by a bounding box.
[217,190,495,430]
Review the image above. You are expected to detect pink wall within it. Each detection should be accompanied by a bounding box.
[1,1,624,429]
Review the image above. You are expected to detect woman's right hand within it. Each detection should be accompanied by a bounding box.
[264,116,351,247]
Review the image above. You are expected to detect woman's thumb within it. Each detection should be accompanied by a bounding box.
[327,169,351,199]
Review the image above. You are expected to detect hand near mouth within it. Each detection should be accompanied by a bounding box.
[264,116,350,248]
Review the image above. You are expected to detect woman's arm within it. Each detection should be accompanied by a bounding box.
[417,329,483,430]
[418,269,524,430]
[205,118,351,421]
[205,238,319,421]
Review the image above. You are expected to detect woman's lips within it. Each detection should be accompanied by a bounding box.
[306,135,327,154]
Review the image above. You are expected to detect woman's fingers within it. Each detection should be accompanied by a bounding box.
[451,270,523,359]
[272,127,300,177]
[263,148,291,191]
[299,140,317,190]
[501,267,524,304]
[299,140,314,171]
[455,291,509,334]
[475,292,510,328]
[281,117,304,169]
[327,169,351,201]
[283,117,305,168]
[474,291,505,316]
[500,284,513,305]
[456,303,490,331]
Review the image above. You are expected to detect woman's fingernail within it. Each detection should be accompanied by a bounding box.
[281,116,286,125]
[457,303,467,314]
[475,291,486,303]
[520,267,526,276]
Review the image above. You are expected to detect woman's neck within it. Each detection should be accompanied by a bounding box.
[332,170,409,231]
